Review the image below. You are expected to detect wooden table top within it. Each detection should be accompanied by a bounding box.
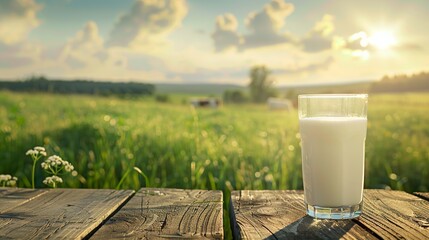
[0,188,223,239]
[0,188,428,239]
[230,190,429,240]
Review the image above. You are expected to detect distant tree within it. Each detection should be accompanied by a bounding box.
[248,65,277,103]
[223,90,247,103]
[155,94,170,103]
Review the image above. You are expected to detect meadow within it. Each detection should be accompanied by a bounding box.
[1,91,428,193]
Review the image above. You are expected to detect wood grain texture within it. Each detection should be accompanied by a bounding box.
[356,190,429,240]
[414,192,429,201]
[0,188,47,214]
[230,190,376,240]
[91,188,223,239]
[0,188,134,239]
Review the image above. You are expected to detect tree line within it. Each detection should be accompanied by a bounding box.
[224,67,429,104]
[1,69,427,101]
[370,72,429,93]
[0,76,155,96]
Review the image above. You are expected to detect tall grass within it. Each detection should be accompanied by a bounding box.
[1,91,428,193]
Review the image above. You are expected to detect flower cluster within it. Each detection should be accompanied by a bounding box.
[41,155,74,174]
[24,145,77,188]
[0,174,18,187]
[26,146,47,157]
[40,154,76,188]
[27,146,48,189]
[43,175,63,188]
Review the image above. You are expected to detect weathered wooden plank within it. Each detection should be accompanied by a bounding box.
[0,188,47,214]
[355,190,429,240]
[0,188,134,239]
[230,190,377,240]
[414,192,429,201]
[91,188,223,239]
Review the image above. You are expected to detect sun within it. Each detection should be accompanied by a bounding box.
[368,31,397,50]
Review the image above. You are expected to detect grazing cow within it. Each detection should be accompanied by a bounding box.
[190,98,221,108]
[267,97,293,111]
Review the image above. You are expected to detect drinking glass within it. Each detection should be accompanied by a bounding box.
[298,94,368,219]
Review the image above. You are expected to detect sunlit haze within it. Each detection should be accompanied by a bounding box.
[0,0,428,85]
[369,31,397,50]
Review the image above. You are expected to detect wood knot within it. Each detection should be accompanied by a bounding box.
[412,217,429,228]
[254,207,280,216]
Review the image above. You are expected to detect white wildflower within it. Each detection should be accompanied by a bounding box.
[8,179,17,186]
[44,155,63,167]
[34,146,45,152]
[26,146,47,157]
[43,176,63,185]
[0,174,12,181]
[27,145,48,189]
[47,155,62,163]
[0,174,18,187]
[26,149,37,155]
[42,155,75,175]
[64,163,74,172]
[41,162,50,170]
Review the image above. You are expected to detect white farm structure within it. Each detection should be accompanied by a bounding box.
[267,97,293,111]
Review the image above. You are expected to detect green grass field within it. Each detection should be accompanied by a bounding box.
[1,91,428,193]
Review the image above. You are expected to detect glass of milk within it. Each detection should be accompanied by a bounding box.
[298,94,368,219]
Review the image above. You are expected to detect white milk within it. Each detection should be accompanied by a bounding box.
[299,117,367,207]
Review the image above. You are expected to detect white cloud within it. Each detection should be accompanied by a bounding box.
[0,0,41,45]
[60,21,106,67]
[245,0,294,35]
[212,1,337,53]
[108,0,188,50]
[59,21,131,69]
[242,0,295,49]
[51,21,170,82]
[333,32,376,60]
[211,0,296,51]
[332,30,423,61]
[211,13,242,52]
[0,0,43,69]
[301,14,335,52]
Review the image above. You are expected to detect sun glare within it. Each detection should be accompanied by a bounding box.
[369,31,397,50]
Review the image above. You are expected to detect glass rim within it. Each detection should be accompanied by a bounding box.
[298,94,368,99]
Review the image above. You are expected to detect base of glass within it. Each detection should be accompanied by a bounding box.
[306,202,362,219]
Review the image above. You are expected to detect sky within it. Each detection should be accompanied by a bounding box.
[0,0,428,86]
